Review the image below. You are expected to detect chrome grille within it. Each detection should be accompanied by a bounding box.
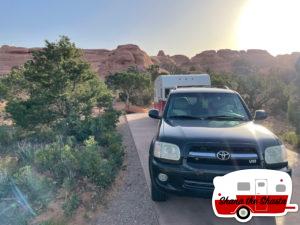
[187,145,260,166]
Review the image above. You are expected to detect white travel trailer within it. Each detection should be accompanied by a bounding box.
[153,74,211,113]
[212,169,298,222]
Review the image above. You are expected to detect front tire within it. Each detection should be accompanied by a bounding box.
[151,183,167,202]
[236,206,251,221]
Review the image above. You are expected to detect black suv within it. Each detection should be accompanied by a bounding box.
[148,87,291,201]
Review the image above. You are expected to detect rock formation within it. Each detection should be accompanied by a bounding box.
[1,44,300,79]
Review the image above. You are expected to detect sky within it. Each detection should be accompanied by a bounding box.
[1,0,300,57]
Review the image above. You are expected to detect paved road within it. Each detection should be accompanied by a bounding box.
[126,113,300,225]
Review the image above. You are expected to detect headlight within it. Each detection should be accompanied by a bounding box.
[154,141,181,161]
[265,145,287,164]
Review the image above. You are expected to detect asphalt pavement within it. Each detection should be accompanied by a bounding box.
[126,113,300,225]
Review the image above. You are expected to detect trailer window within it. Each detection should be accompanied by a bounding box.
[237,182,250,191]
[276,184,286,192]
[165,88,171,98]
[258,182,265,187]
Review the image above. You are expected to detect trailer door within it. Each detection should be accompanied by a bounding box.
[255,179,268,211]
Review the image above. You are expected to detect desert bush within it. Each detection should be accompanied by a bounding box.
[35,141,79,184]
[12,166,55,210]
[210,72,289,114]
[0,125,15,146]
[0,156,19,198]
[79,137,117,187]
[68,109,120,143]
[0,162,54,225]
[15,141,37,166]
[288,97,300,134]
[210,72,235,88]
[129,86,153,107]
[39,219,67,225]
[235,74,286,112]
[282,131,300,148]
[62,193,80,216]
[106,69,151,108]
[147,64,162,81]
[27,126,57,144]
[0,126,22,154]
[283,57,300,147]
[35,136,123,188]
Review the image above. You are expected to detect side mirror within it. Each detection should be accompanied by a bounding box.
[148,109,161,119]
[254,110,268,120]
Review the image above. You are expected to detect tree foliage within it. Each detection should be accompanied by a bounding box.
[288,58,300,134]
[235,74,288,112]
[210,72,288,114]
[147,64,160,81]
[1,36,112,133]
[105,69,151,107]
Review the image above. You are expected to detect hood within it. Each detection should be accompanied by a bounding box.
[159,119,279,148]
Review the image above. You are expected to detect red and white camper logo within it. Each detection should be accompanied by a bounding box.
[212,169,298,222]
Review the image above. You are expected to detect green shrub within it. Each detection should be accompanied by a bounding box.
[15,141,37,166]
[0,126,22,154]
[79,137,115,187]
[103,133,123,168]
[35,135,123,188]
[0,125,56,155]
[62,177,76,193]
[62,193,80,217]
[27,126,57,144]
[288,100,300,134]
[105,69,151,108]
[129,86,153,107]
[0,156,19,198]
[0,203,29,225]
[0,125,15,145]
[39,218,67,225]
[35,142,79,184]
[0,164,54,225]
[282,131,300,147]
[68,109,120,144]
[13,166,55,211]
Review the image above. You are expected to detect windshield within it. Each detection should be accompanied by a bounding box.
[165,92,250,121]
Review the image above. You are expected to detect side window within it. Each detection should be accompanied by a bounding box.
[237,182,250,191]
[158,88,162,98]
[276,184,286,192]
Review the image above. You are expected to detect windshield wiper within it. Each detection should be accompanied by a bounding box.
[204,115,247,121]
[167,115,203,120]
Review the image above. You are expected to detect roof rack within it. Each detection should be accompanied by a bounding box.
[175,85,209,89]
[211,85,230,89]
[174,85,230,90]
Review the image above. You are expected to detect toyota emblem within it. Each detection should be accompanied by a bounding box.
[216,151,231,160]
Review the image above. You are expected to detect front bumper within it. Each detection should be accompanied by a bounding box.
[150,157,292,197]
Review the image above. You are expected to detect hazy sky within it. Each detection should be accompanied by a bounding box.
[1,0,300,56]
